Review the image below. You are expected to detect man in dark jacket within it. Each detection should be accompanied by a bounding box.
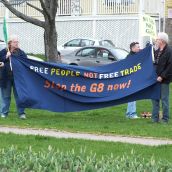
[152,32,172,123]
[0,35,27,119]
[126,42,140,119]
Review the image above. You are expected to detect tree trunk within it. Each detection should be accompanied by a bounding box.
[44,19,58,62]
[1,0,59,62]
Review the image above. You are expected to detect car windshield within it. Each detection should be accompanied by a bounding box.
[81,39,95,46]
[76,48,96,57]
[65,39,80,47]
[111,48,128,60]
[99,40,115,47]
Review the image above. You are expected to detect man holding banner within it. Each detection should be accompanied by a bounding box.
[126,41,140,119]
[0,35,27,119]
[152,32,172,123]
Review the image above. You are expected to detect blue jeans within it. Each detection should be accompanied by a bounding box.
[126,101,137,117]
[152,83,169,122]
[0,78,25,116]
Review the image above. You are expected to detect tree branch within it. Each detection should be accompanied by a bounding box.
[39,0,51,20]
[1,0,45,28]
[26,2,43,14]
[9,0,27,6]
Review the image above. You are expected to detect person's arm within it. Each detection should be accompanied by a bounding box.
[0,50,6,68]
[160,51,172,79]
[20,50,27,58]
[0,49,9,62]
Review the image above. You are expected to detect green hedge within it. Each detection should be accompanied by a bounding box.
[0,146,171,172]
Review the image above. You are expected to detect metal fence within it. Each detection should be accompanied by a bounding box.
[0,17,140,54]
[0,0,162,18]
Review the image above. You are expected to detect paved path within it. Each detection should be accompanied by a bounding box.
[0,126,172,146]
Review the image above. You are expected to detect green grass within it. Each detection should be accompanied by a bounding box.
[0,133,172,162]
[0,96,172,139]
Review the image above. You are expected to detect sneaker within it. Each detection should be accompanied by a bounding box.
[130,115,140,119]
[19,114,26,119]
[1,114,7,118]
[129,112,140,119]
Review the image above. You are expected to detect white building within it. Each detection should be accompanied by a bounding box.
[0,0,165,54]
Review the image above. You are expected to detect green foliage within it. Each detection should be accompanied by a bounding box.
[1,133,172,163]
[0,146,172,172]
[0,98,172,139]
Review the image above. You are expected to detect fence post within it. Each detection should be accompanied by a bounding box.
[139,0,145,48]
[92,0,97,16]
[92,0,97,39]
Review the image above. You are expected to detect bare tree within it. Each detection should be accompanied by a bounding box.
[0,0,59,62]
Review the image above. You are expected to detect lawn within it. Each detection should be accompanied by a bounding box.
[0,133,172,162]
[0,96,172,139]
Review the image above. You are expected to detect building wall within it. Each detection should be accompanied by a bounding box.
[165,0,172,46]
[0,0,162,18]
[0,16,140,54]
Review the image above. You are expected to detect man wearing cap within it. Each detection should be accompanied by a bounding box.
[0,35,27,119]
[152,32,172,123]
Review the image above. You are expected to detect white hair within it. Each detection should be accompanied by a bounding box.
[157,32,169,43]
[8,34,18,42]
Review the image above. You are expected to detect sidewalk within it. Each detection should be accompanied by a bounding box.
[0,126,172,146]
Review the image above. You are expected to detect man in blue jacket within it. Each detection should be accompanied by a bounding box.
[0,35,27,119]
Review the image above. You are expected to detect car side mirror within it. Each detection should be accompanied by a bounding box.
[64,43,67,47]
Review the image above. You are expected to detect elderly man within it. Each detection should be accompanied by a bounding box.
[0,35,27,119]
[152,32,172,123]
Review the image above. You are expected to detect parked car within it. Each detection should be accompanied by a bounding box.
[58,38,115,55]
[0,41,6,51]
[60,46,128,67]
[27,55,44,62]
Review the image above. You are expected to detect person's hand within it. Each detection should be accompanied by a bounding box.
[6,51,11,59]
[0,62,4,67]
[157,76,163,82]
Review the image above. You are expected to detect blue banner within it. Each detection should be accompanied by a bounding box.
[12,46,160,112]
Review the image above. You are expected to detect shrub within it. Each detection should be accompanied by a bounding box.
[0,146,171,172]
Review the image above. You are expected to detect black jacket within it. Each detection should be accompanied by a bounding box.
[154,45,172,84]
[0,48,27,88]
[126,51,136,58]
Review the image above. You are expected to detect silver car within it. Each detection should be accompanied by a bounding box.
[60,46,128,67]
[58,38,115,55]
